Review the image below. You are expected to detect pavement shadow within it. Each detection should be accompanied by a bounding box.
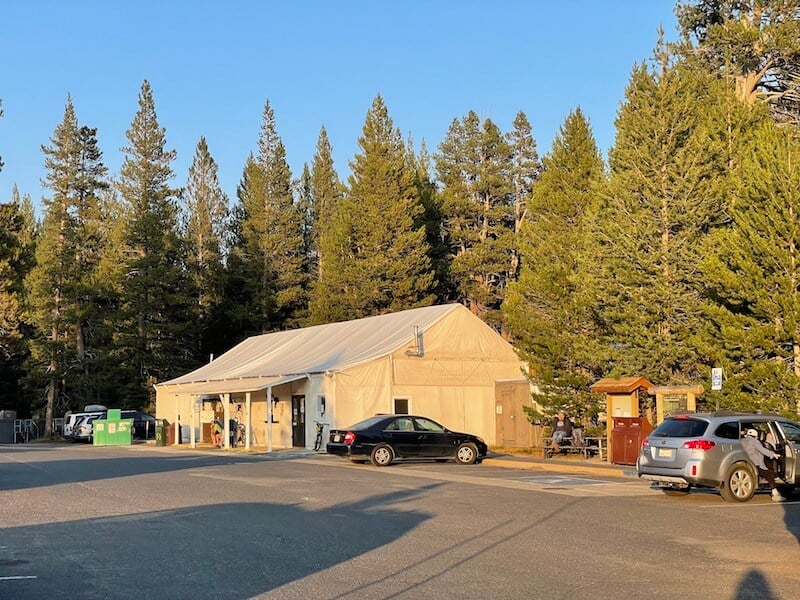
[732,568,777,600]
[0,488,434,599]
[0,445,244,491]
[783,500,800,545]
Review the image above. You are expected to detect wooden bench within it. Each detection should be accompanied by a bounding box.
[543,435,605,461]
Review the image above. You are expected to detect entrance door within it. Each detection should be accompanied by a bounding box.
[291,395,306,447]
[494,380,531,447]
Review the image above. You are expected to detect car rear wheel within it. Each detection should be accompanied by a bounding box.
[370,444,394,466]
[455,442,478,465]
[721,462,756,502]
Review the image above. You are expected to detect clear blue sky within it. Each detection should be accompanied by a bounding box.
[1,1,678,215]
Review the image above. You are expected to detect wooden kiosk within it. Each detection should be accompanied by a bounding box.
[590,376,655,465]
[589,376,654,438]
[647,384,704,425]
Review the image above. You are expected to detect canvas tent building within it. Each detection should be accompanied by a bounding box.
[155,303,528,450]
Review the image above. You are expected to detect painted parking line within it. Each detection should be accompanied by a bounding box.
[0,576,38,580]
[516,475,610,486]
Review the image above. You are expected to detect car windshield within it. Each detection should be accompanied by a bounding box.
[651,418,708,438]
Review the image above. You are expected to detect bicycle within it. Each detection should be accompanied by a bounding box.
[313,421,328,452]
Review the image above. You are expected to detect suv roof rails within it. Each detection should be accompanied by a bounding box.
[709,410,782,417]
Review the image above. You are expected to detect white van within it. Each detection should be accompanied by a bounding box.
[63,405,107,439]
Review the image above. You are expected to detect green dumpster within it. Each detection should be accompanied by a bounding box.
[92,409,133,446]
[155,419,167,446]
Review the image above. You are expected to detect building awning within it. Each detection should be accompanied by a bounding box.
[155,374,307,395]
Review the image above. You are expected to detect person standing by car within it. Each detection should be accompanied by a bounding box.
[741,428,785,502]
[229,418,238,448]
[551,410,573,452]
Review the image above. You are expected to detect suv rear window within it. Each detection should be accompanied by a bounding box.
[651,418,708,438]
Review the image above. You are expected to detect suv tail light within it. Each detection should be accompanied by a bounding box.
[343,432,355,445]
[641,438,650,448]
[682,439,715,450]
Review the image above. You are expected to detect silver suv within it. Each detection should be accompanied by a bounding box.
[637,411,800,502]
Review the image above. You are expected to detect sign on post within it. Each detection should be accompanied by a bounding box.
[711,367,723,391]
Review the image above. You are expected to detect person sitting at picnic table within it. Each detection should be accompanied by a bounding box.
[551,410,573,452]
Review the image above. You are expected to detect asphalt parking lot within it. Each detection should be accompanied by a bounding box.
[3,443,800,600]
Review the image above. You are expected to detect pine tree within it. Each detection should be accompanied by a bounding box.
[224,156,263,341]
[411,139,449,304]
[115,80,193,406]
[0,200,28,362]
[435,111,515,329]
[21,101,109,423]
[307,127,347,324]
[506,111,542,280]
[66,125,110,407]
[504,108,605,420]
[295,163,315,324]
[182,136,229,359]
[25,96,83,432]
[232,101,306,331]
[309,127,342,263]
[0,193,34,415]
[311,95,435,323]
[702,118,800,413]
[588,46,726,385]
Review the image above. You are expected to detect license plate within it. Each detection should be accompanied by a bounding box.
[333,434,341,442]
[657,448,672,458]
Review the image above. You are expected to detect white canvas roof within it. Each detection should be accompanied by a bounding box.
[157,304,460,391]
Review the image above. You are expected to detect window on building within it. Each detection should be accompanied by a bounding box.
[394,398,409,414]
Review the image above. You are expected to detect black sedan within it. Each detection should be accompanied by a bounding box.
[326,414,487,466]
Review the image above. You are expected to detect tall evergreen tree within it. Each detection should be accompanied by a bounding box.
[182,136,229,359]
[587,46,726,385]
[224,156,263,341]
[504,108,605,419]
[506,111,542,280]
[66,124,110,407]
[306,128,346,324]
[703,117,800,414]
[24,100,109,425]
[310,95,435,323]
[309,127,342,259]
[295,163,316,325]
[0,199,29,364]
[307,127,342,279]
[232,101,306,331]
[115,80,192,406]
[435,111,515,329]
[411,139,449,304]
[25,96,83,432]
[0,193,34,416]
